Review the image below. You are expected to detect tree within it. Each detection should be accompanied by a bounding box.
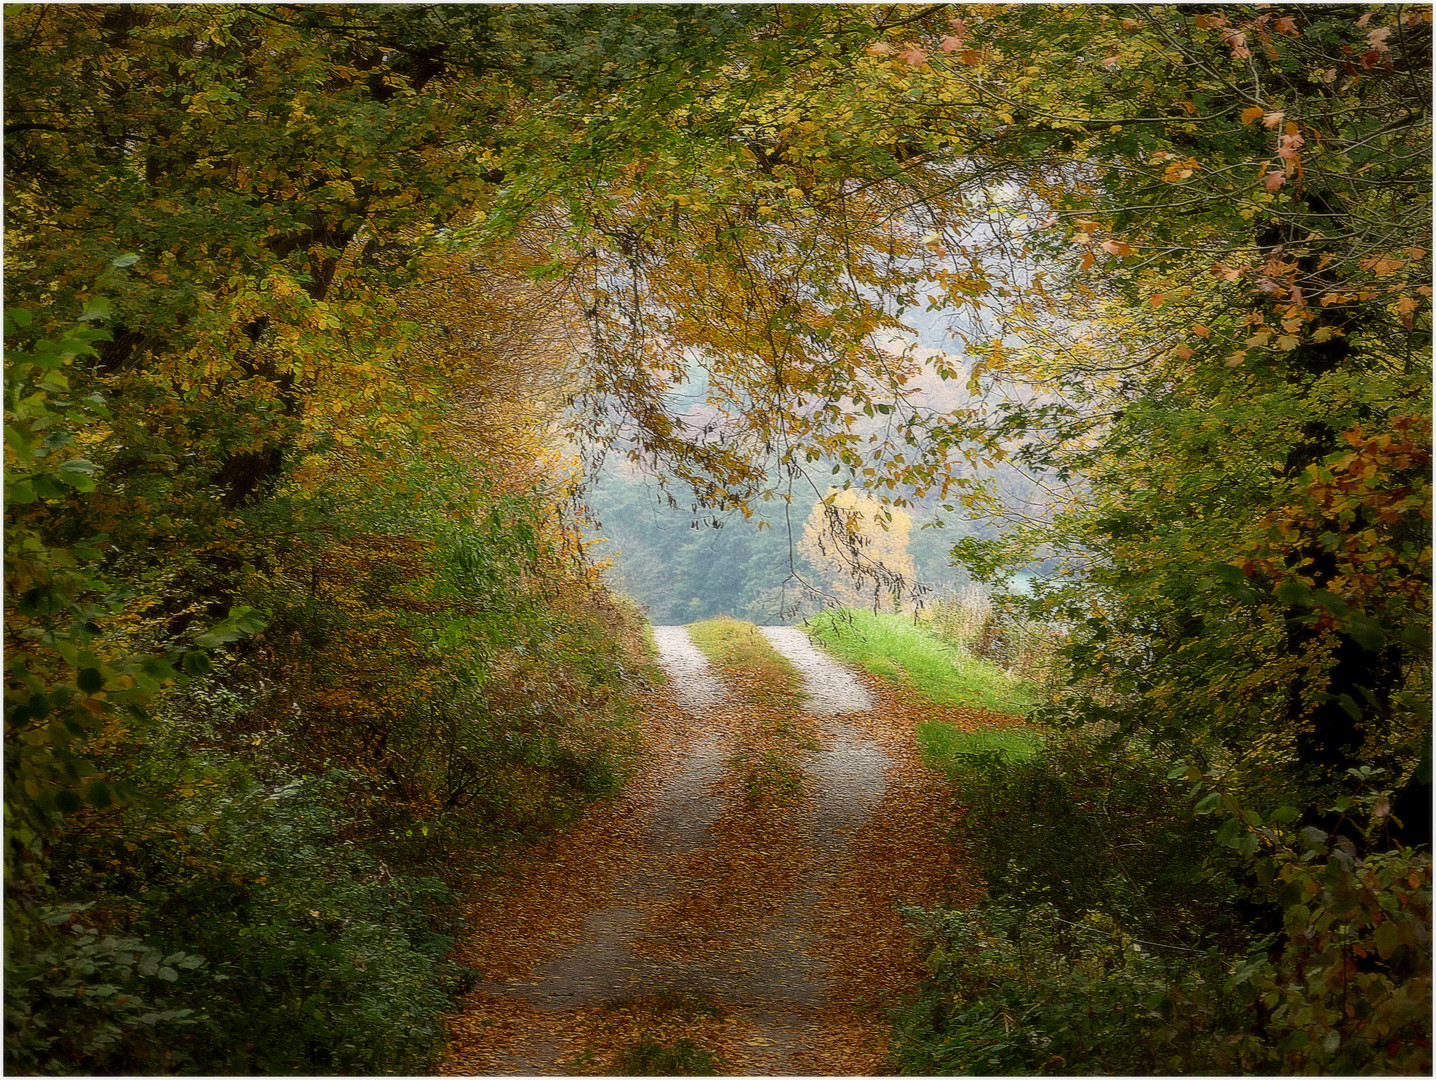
[860,2,1433,834]
[799,489,918,611]
[849,10,1430,1068]
[5,4,1428,1071]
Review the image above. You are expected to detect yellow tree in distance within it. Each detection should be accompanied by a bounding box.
[799,489,916,613]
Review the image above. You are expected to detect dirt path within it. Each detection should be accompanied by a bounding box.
[442,623,973,1076]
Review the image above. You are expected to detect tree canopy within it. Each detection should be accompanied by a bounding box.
[4,3,1430,1073]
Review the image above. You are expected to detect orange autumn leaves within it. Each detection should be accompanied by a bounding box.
[445,625,999,1074]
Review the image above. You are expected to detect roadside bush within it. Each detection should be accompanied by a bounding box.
[943,731,1235,943]
[896,736,1434,1075]
[5,906,206,1076]
[890,731,1244,1075]
[1184,773,1433,1074]
[20,766,471,1076]
[891,902,1242,1075]
[915,719,1036,772]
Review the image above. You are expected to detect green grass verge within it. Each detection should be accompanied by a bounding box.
[800,609,1037,715]
[915,718,1038,771]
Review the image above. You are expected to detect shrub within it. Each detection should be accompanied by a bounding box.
[896,736,1434,1075]
[20,766,472,1076]
[4,905,205,1076]
[944,732,1235,942]
[891,902,1243,1075]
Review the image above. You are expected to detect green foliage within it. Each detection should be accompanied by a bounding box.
[6,309,171,831]
[947,734,1232,938]
[233,466,641,843]
[1179,767,1434,1073]
[904,8,1432,1068]
[892,902,1242,1076]
[901,733,1432,1074]
[4,304,642,1074]
[915,721,1037,772]
[892,733,1242,1075]
[5,906,204,1076]
[924,591,1059,690]
[802,609,1035,714]
[1222,840,1433,1074]
[8,763,469,1076]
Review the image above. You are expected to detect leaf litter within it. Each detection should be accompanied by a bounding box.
[442,624,1005,1075]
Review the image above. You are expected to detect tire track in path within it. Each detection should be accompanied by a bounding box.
[443,623,962,1075]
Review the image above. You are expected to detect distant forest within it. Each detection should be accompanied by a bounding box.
[584,462,1041,624]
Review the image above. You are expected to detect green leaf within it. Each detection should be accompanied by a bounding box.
[55,459,97,491]
[1215,815,1241,847]
[76,668,104,694]
[1208,562,1245,586]
[180,651,211,676]
[110,253,141,269]
[1399,622,1431,649]
[1274,579,1312,605]
[1373,918,1403,959]
[140,657,176,681]
[1346,614,1385,651]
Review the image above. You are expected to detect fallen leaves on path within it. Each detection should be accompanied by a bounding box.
[441,638,1016,1076]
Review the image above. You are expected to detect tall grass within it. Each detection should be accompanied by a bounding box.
[801,608,1036,715]
[923,584,1061,689]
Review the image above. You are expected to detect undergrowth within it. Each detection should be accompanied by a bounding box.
[6,462,657,1076]
[890,729,1432,1074]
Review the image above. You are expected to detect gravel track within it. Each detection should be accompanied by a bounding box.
[462,623,898,1075]
[758,625,875,714]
